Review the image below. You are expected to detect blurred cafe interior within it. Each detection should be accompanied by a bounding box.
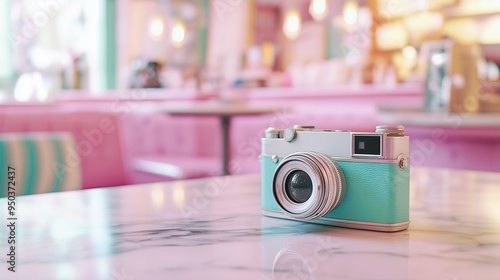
[2,1,500,279]
[1,0,500,192]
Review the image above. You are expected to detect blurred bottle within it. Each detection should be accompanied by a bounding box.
[142,61,163,88]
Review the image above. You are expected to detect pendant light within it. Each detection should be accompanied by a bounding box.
[343,0,359,30]
[170,19,186,48]
[283,8,301,40]
[309,0,328,21]
[149,15,165,41]
[149,0,166,41]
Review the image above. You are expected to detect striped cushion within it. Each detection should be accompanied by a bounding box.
[0,133,82,196]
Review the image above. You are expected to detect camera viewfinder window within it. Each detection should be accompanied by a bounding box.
[354,135,381,156]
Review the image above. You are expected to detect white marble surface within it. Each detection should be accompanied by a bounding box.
[1,167,500,279]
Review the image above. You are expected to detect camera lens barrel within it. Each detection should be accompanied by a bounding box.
[272,152,346,220]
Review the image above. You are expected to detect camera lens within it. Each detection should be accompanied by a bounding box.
[285,170,313,203]
[272,152,346,220]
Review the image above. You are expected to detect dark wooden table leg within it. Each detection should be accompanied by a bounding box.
[220,115,230,175]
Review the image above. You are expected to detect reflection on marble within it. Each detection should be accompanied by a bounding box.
[1,167,500,279]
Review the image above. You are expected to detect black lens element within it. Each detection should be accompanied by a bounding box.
[354,135,381,156]
[285,170,313,203]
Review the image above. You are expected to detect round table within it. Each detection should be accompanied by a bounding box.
[158,101,281,175]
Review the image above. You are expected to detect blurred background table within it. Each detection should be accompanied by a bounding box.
[1,167,500,279]
[158,101,280,175]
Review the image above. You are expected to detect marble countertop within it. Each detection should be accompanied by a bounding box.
[1,167,500,279]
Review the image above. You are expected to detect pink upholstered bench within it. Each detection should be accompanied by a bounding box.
[0,108,131,189]
[228,108,381,174]
[406,125,500,172]
[121,112,221,183]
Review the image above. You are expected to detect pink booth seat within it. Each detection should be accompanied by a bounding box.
[406,126,500,172]
[55,111,132,188]
[229,108,382,174]
[0,109,131,189]
[227,83,424,173]
[120,112,221,184]
[121,112,221,158]
[132,156,221,183]
[0,110,55,132]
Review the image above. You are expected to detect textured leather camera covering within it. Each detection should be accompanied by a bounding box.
[261,156,409,224]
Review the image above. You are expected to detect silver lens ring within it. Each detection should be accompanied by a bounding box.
[272,151,346,220]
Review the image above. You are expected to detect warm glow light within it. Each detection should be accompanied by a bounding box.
[478,15,500,44]
[283,9,301,40]
[405,12,443,42]
[261,42,275,69]
[151,185,165,209]
[402,45,417,62]
[170,20,186,48]
[376,22,409,50]
[149,16,165,41]
[396,45,418,79]
[343,0,358,27]
[443,19,477,44]
[309,0,328,21]
[402,45,418,69]
[172,182,185,208]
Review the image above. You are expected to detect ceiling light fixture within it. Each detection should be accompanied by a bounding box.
[309,0,328,21]
[283,8,301,40]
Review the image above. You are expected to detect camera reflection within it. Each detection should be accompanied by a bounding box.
[260,217,409,280]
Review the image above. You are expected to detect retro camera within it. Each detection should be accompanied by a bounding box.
[260,125,410,232]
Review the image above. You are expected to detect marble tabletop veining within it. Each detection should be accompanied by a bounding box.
[1,167,500,280]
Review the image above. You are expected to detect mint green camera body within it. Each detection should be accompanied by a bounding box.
[261,156,410,229]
